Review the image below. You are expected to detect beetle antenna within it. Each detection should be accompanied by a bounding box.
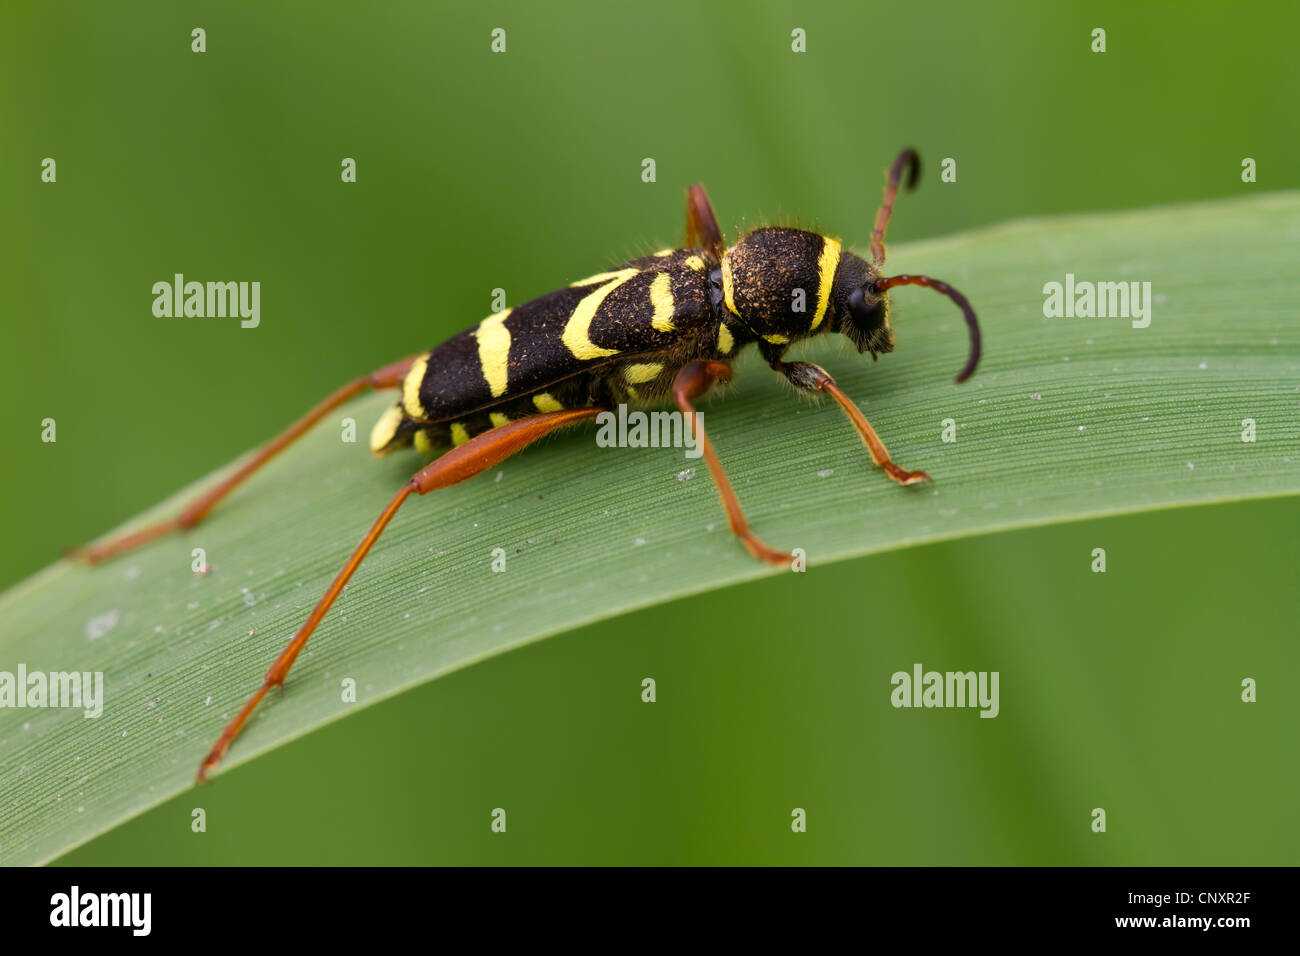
[873,273,982,383]
[870,148,920,265]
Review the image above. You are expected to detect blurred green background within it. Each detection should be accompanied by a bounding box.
[2,0,1296,864]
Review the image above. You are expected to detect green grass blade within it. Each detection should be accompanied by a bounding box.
[2,193,1297,865]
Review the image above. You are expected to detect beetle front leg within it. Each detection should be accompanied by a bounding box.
[774,360,931,486]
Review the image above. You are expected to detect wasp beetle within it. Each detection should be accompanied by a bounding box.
[76,148,981,779]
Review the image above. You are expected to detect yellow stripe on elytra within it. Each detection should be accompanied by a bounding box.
[720,252,740,317]
[562,268,637,359]
[624,362,664,384]
[490,412,510,428]
[716,323,734,355]
[413,430,435,455]
[450,422,470,446]
[569,268,634,288]
[474,309,512,397]
[533,392,564,413]
[653,248,674,257]
[648,273,675,332]
[369,404,405,454]
[401,355,429,417]
[684,255,706,272]
[810,236,842,331]
[764,333,790,344]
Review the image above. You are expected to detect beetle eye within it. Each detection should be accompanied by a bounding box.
[848,285,885,330]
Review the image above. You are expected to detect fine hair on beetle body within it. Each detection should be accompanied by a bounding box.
[72,147,981,780]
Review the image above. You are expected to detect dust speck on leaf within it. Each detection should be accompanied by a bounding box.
[84,609,119,641]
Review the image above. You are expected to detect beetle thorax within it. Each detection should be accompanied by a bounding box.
[720,228,840,345]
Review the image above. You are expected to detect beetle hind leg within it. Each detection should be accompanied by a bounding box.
[196,405,606,781]
[72,354,424,564]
